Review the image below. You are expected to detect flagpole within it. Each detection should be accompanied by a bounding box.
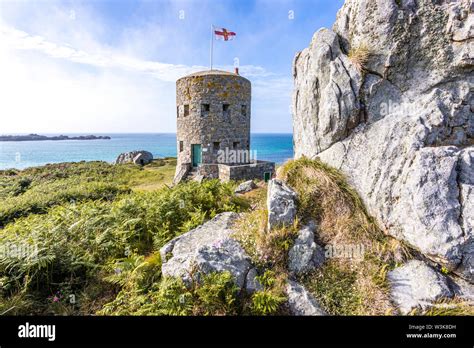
[210,24,214,70]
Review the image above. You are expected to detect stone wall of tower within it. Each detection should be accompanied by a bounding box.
[175,71,251,171]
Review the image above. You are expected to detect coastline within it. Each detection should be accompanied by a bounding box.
[0,133,294,170]
[0,134,111,142]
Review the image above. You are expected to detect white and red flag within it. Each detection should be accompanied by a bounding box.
[213,26,236,41]
[209,25,236,70]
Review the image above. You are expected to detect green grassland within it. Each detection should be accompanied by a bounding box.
[0,158,177,228]
[0,158,251,315]
[2,157,466,316]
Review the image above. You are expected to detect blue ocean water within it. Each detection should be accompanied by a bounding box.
[0,133,294,170]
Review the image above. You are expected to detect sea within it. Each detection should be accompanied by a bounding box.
[0,133,294,170]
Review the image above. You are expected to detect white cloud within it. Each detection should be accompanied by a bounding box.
[0,25,194,82]
[0,19,292,133]
[0,24,281,82]
[0,42,176,133]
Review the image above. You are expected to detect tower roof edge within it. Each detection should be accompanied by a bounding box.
[178,69,250,82]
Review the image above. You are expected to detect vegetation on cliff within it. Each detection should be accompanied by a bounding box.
[235,157,413,315]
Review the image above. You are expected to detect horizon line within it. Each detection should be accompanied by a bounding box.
[1,132,294,135]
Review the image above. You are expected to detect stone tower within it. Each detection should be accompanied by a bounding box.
[174,69,274,183]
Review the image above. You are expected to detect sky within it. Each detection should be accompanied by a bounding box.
[0,0,344,134]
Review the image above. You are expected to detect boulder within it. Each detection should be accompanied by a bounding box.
[267,179,298,231]
[160,212,252,288]
[387,260,453,314]
[235,180,257,194]
[292,0,474,282]
[245,268,263,294]
[286,280,326,316]
[288,223,325,275]
[115,150,153,165]
[449,276,474,302]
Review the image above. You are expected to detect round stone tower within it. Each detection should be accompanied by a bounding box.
[175,69,251,180]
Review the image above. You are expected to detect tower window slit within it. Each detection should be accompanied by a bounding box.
[223,104,230,118]
[201,104,210,116]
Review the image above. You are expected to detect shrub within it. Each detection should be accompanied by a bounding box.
[348,43,371,72]
[100,271,240,316]
[0,176,246,315]
[0,181,128,227]
[194,272,240,315]
[0,161,140,226]
[250,271,286,316]
[0,159,179,226]
[251,290,286,316]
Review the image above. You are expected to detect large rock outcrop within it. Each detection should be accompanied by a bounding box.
[293,0,474,282]
[160,212,252,289]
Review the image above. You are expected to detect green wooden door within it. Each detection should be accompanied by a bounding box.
[264,172,271,182]
[192,144,202,167]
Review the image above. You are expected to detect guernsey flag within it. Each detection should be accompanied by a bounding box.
[214,26,236,41]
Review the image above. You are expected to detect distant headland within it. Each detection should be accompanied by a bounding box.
[0,134,111,142]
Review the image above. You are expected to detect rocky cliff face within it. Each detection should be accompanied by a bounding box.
[293,0,474,282]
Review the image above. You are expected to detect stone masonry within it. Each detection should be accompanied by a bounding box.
[174,69,275,183]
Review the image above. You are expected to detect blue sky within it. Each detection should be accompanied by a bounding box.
[0,0,344,133]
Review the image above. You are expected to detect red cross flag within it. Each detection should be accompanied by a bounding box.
[214,27,236,41]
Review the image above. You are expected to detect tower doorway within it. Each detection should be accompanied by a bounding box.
[264,172,271,182]
[192,144,202,167]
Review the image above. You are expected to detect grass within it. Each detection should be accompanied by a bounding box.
[0,159,252,315]
[1,156,464,316]
[232,179,297,316]
[276,157,408,315]
[423,299,474,316]
[129,158,176,191]
[233,184,298,271]
[348,43,371,72]
[233,157,400,315]
[0,158,176,227]
[304,261,362,315]
[277,158,397,315]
